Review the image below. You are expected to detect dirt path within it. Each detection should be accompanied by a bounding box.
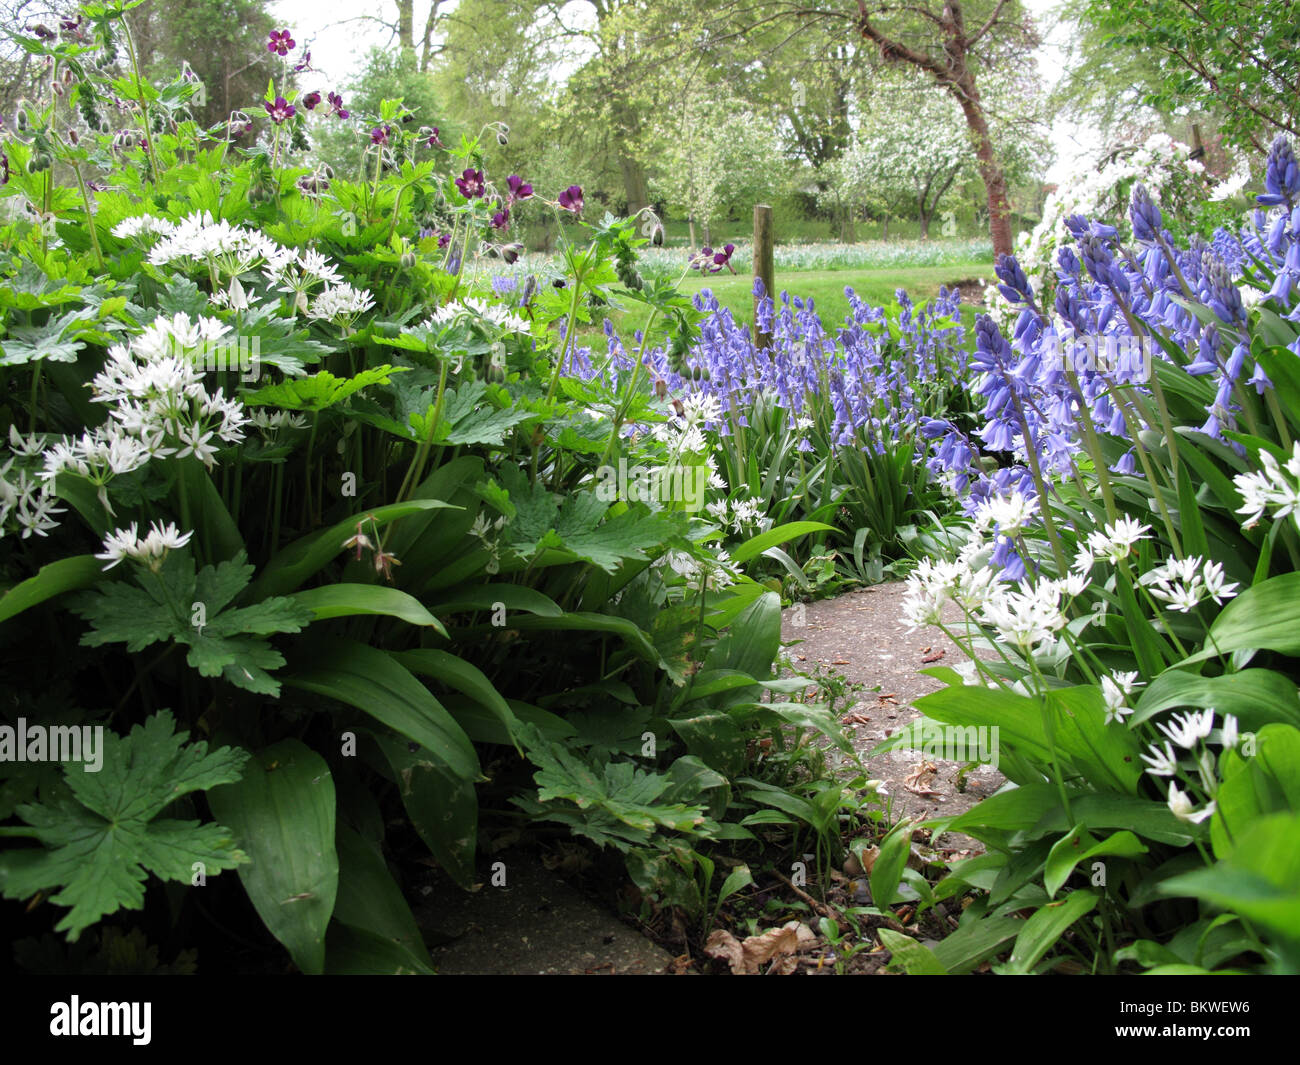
[781,581,1004,849]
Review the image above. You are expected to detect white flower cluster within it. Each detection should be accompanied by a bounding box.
[1017,133,1222,286]
[1100,670,1142,725]
[426,297,529,335]
[308,283,376,330]
[659,547,738,591]
[1139,557,1239,613]
[0,426,67,538]
[95,520,193,572]
[1139,707,1240,825]
[86,312,248,469]
[118,211,295,281]
[972,489,1038,538]
[1234,442,1300,530]
[705,495,771,535]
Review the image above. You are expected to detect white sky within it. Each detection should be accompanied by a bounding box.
[272,0,1095,185]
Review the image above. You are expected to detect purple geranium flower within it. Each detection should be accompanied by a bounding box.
[301,91,321,111]
[557,185,583,214]
[438,232,451,249]
[293,51,314,73]
[370,124,392,145]
[424,126,444,149]
[506,175,533,204]
[456,168,486,198]
[267,29,295,56]
[263,96,295,124]
[326,92,349,119]
[491,206,511,230]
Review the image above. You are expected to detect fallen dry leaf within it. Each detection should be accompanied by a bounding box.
[841,711,871,726]
[705,925,801,975]
[921,649,946,664]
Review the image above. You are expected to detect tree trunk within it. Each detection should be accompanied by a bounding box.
[688,216,697,253]
[882,215,889,240]
[618,152,651,217]
[397,0,415,54]
[952,78,1012,257]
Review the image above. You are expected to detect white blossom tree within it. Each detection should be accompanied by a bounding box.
[653,86,789,249]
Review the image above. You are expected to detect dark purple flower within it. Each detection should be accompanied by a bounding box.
[491,206,511,230]
[267,29,295,56]
[557,184,583,214]
[502,242,523,264]
[263,96,295,124]
[301,91,321,111]
[370,124,392,145]
[506,175,533,204]
[27,23,55,40]
[438,232,451,249]
[713,243,736,271]
[0,147,9,187]
[326,92,349,119]
[456,168,486,198]
[424,126,444,149]
[293,51,314,74]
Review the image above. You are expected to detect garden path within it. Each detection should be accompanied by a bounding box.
[781,581,1005,859]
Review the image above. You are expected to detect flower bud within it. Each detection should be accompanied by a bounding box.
[400,250,417,270]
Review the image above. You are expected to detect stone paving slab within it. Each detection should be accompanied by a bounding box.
[413,853,677,975]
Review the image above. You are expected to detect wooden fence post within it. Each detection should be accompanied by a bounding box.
[753,204,774,349]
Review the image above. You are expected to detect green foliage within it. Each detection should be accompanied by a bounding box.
[0,710,248,941]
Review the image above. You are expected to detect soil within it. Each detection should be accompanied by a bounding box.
[781,580,1004,850]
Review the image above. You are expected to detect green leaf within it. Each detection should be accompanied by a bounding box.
[931,915,1023,974]
[731,521,836,564]
[249,499,458,600]
[1044,827,1147,898]
[0,555,104,625]
[1002,890,1097,974]
[1133,668,1300,730]
[207,740,338,975]
[328,825,434,974]
[878,928,948,975]
[1160,813,1300,956]
[392,648,519,748]
[870,820,915,908]
[0,711,248,941]
[1185,573,1300,663]
[70,551,314,696]
[243,365,410,411]
[290,584,447,635]
[284,637,479,784]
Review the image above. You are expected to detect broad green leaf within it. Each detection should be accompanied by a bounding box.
[733,525,832,566]
[290,584,447,635]
[208,740,337,974]
[931,915,1023,974]
[327,825,434,974]
[1134,668,1300,730]
[393,648,519,748]
[878,928,948,975]
[1186,573,1300,663]
[248,499,458,600]
[284,637,479,783]
[871,820,915,908]
[0,555,104,625]
[1002,890,1097,974]
[1044,827,1147,898]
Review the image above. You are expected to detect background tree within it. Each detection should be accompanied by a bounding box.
[126,0,276,127]
[1078,0,1300,155]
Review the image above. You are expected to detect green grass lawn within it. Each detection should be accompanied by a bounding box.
[605,260,991,339]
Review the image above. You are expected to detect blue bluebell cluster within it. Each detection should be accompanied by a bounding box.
[665,279,965,454]
[922,135,1300,560]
